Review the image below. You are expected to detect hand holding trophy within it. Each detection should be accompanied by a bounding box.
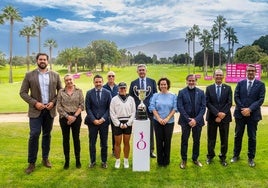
[133,86,151,120]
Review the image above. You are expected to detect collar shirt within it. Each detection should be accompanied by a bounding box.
[38,70,50,104]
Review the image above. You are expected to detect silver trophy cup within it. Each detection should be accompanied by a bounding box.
[133,86,151,120]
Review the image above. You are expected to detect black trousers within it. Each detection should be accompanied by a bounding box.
[207,121,229,160]
[60,115,82,160]
[88,123,109,163]
[181,125,202,161]
[153,120,174,166]
[233,118,258,159]
[148,115,155,153]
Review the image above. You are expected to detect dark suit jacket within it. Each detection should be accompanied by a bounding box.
[206,84,232,123]
[177,87,206,126]
[84,87,112,126]
[129,77,157,115]
[19,69,62,118]
[234,79,266,121]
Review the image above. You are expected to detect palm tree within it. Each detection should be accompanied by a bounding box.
[199,29,212,76]
[44,39,58,70]
[211,24,218,70]
[214,15,227,68]
[2,5,23,83]
[19,25,37,72]
[224,26,234,64]
[72,47,84,73]
[185,30,192,74]
[59,48,74,73]
[190,24,200,73]
[33,16,48,53]
[231,34,238,63]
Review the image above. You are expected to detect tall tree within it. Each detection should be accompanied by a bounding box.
[211,24,218,70]
[58,48,74,73]
[224,26,237,64]
[199,29,212,76]
[19,25,37,72]
[230,34,238,63]
[252,35,268,54]
[33,16,48,53]
[214,15,227,68]
[44,39,58,70]
[90,40,119,71]
[185,30,193,74]
[2,5,23,83]
[190,24,200,73]
[71,47,84,73]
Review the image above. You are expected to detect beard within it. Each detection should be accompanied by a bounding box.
[38,62,47,70]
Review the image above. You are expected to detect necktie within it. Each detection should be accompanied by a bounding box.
[216,85,221,101]
[247,81,252,95]
[97,89,101,103]
[141,78,144,89]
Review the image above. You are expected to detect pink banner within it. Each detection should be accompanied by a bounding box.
[225,63,261,83]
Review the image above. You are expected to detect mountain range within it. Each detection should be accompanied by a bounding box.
[126,38,243,58]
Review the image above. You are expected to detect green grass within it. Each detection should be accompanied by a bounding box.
[0,64,268,113]
[0,116,268,187]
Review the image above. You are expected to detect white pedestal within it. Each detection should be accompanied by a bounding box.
[132,119,150,171]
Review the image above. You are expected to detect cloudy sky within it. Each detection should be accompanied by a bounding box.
[0,0,268,56]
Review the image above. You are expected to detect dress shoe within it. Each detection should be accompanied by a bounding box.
[64,161,69,169]
[180,160,187,169]
[42,159,52,168]
[230,156,240,163]
[25,163,35,174]
[101,162,108,169]
[206,158,212,165]
[193,160,203,167]
[248,159,256,167]
[76,160,81,169]
[89,162,96,168]
[150,153,157,158]
[220,160,228,167]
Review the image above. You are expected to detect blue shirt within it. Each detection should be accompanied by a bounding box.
[38,70,50,104]
[149,92,177,123]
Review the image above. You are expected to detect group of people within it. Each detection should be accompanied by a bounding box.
[20,53,266,174]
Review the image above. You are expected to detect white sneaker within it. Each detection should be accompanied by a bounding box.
[115,159,120,169]
[124,158,129,169]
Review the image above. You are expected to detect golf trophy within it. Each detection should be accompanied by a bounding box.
[133,86,151,120]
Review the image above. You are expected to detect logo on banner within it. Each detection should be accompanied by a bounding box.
[136,131,147,150]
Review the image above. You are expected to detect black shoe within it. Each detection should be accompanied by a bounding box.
[76,160,81,169]
[64,161,69,169]
[180,160,187,169]
[248,159,255,167]
[206,158,212,165]
[89,162,96,168]
[220,160,228,167]
[150,153,157,158]
[230,156,240,163]
[101,162,108,169]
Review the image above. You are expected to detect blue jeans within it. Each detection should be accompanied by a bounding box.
[28,109,54,163]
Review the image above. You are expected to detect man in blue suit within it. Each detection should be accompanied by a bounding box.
[206,69,232,166]
[85,75,112,169]
[129,64,157,158]
[177,74,206,169]
[231,64,266,167]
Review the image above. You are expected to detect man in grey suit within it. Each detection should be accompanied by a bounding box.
[206,69,232,166]
[177,74,206,169]
[231,64,266,167]
[20,53,62,174]
[129,64,157,158]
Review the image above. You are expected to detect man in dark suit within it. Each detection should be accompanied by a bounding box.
[20,53,62,174]
[129,64,157,158]
[85,74,112,169]
[177,74,206,169]
[205,69,232,166]
[231,64,266,167]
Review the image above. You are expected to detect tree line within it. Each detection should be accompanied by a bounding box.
[1,6,268,83]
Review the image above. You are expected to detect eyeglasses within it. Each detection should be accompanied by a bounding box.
[108,75,115,77]
[138,69,145,72]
